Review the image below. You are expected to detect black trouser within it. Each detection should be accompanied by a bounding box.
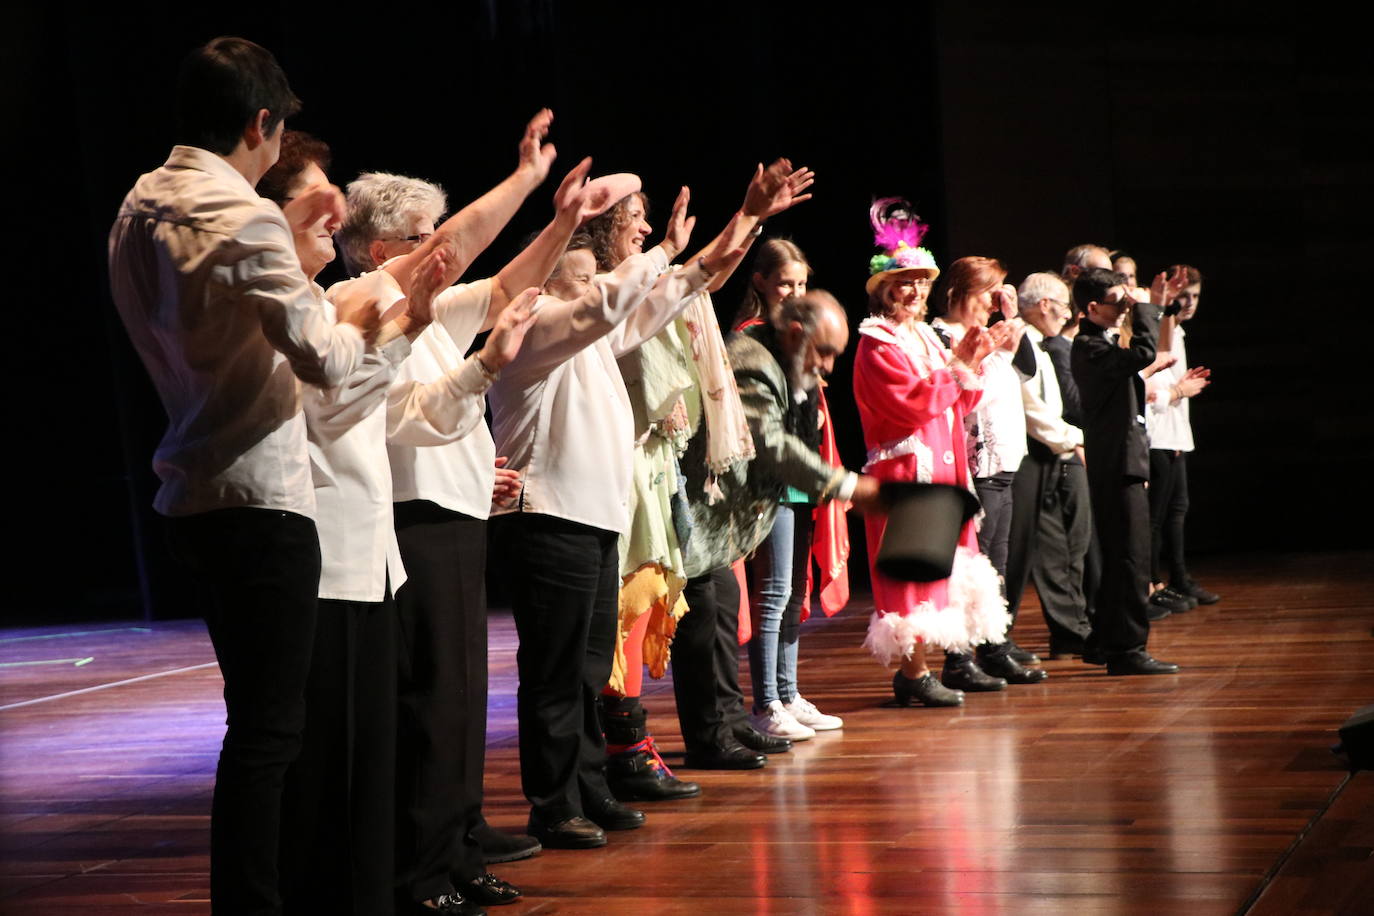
[281,593,397,916]
[1087,477,1152,657]
[166,507,320,916]
[499,512,618,821]
[393,501,487,902]
[1148,449,1190,586]
[947,472,1016,667]
[1005,454,1093,644]
[673,565,746,751]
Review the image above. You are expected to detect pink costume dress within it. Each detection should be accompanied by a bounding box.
[852,316,1010,665]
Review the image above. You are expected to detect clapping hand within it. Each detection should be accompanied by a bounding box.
[479,287,542,371]
[661,186,696,261]
[1151,265,1190,308]
[281,182,346,234]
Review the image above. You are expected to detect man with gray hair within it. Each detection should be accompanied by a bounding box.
[1003,272,1094,657]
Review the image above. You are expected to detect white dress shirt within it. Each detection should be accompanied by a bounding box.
[309,272,496,602]
[1145,324,1195,452]
[932,317,1029,477]
[1022,326,1083,457]
[387,280,500,520]
[489,246,711,535]
[108,145,370,518]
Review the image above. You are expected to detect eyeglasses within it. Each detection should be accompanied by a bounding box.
[892,278,933,291]
[382,233,433,245]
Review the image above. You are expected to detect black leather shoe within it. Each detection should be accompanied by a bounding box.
[732,724,792,754]
[469,823,541,864]
[526,813,606,849]
[409,893,486,916]
[584,796,645,831]
[892,671,964,707]
[1148,586,1193,619]
[979,651,1049,684]
[1006,640,1041,666]
[941,657,1007,692]
[460,873,521,907]
[1177,580,1220,605]
[1106,651,1181,676]
[682,741,766,770]
[607,737,701,801]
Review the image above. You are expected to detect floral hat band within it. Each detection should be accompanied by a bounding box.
[866,197,939,294]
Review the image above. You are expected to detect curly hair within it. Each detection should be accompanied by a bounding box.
[581,192,648,272]
[257,130,332,207]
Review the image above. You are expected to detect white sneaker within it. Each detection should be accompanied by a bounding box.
[783,696,843,731]
[749,700,815,740]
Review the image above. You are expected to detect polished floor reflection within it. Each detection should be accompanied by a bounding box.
[2,551,1371,914]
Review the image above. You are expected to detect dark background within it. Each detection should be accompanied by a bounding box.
[6,1,1371,624]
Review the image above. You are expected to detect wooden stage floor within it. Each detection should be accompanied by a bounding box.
[2,551,1372,914]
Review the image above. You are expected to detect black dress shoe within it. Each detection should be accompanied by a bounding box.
[978,651,1049,684]
[469,823,541,864]
[941,656,1007,692]
[606,737,702,801]
[526,813,606,849]
[892,671,964,707]
[682,741,766,770]
[408,893,486,916]
[1148,586,1193,619]
[732,724,792,754]
[460,873,521,907]
[1177,579,1220,604]
[1106,651,1181,676]
[1005,640,1041,666]
[584,796,645,831]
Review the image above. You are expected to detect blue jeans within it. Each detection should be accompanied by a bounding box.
[746,506,814,711]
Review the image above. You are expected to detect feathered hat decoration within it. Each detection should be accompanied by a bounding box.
[866,197,939,294]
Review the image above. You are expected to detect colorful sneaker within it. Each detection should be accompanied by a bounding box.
[783,695,843,731]
[749,700,815,740]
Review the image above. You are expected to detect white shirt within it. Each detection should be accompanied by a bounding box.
[308,272,496,602]
[108,145,369,518]
[1021,326,1083,457]
[1145,323,1194,452]
[489,247,711,535]
[387,280,499,520]
[932,318,1029,477]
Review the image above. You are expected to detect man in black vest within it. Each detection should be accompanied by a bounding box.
[1070,268,1182,675]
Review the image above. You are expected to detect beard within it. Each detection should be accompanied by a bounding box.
[786,345,820,393]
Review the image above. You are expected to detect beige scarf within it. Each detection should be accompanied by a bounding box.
[680,290,755,502]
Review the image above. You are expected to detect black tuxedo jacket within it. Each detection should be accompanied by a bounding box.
[1070,304,1160,483]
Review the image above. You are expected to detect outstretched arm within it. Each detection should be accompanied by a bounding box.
[384,109,558,294]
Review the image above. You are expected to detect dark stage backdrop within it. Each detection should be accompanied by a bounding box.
[7,2,1370,623]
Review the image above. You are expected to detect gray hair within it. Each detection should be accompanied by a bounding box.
[1018,271,1069,311]
[337,172,447,276]
[1061,243,1110,274]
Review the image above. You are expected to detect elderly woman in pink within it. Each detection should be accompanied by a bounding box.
[851,200,1010,708]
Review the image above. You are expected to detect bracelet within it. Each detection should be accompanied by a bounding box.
[474,354,499,381]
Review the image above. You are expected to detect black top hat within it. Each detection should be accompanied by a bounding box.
[875,482,981,582]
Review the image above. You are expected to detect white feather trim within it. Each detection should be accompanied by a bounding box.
[863,547,1010,664]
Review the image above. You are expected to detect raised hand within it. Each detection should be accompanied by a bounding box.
[661,186,696,260]
[552,157,594,219]
[994,283,1020,319]
[954,324,1005,370]
[743,158,816,219]
[479,287,542,370]
[1151,265,1190,307]
[281,182,346,233]
[1142,352,1178,379]
[517,108,557,185]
